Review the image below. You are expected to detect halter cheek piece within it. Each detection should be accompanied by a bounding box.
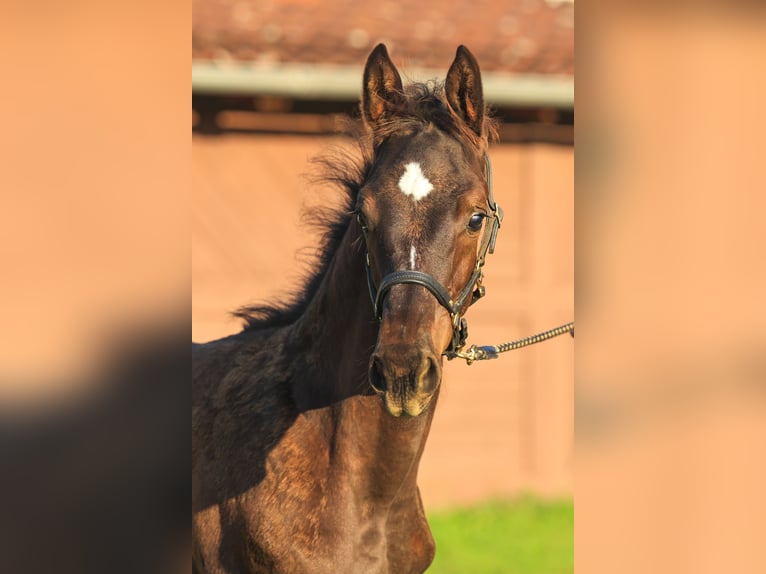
[360,154,503,359]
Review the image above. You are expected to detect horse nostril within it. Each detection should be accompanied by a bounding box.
[417,354,441,394]
[369,355,387,394]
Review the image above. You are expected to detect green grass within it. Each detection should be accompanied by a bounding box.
[426,496,573,574]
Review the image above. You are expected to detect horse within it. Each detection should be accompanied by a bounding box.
[192,44,502,573]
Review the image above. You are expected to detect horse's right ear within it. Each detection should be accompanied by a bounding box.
[361,44,405,129]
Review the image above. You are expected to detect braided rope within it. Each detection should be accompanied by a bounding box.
[492,321,574,353]
[454,321,574,364]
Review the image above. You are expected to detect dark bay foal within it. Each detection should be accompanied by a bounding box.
[193,44,498,573]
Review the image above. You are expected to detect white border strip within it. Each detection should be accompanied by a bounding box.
[192,62,573,108]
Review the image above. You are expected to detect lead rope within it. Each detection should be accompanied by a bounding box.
[453,321,574,365]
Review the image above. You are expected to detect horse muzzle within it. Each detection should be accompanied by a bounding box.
[369,343,441,417]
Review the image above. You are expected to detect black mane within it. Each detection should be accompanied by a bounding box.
[234,81,495,332]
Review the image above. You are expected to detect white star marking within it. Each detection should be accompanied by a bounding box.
[398,162,433,201]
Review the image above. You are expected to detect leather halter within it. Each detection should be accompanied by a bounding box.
[360,154,503,359]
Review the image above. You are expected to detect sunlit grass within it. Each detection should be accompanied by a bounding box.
[426,496,573,574]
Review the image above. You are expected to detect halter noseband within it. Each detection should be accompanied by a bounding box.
[360,154,503,359]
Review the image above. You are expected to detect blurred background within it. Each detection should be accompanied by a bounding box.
[576,4,766,574]
[192,0,574,571]
[0,2,188,573]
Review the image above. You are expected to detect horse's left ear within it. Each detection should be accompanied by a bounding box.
[445,45,485,137]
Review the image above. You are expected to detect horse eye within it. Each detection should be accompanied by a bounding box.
[467,213,485,232]
[356,212,369,231]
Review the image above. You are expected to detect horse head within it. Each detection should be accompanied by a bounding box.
[358,44,500,417]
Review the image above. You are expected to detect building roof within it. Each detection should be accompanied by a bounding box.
[192,0,573,76]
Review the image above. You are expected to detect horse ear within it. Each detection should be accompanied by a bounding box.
[362,44,405,128]
[445,45,485,136]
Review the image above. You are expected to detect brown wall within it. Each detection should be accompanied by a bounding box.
[192,134,573,509]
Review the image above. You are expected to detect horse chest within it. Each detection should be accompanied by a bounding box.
[244,492,432,574]
[236,416,434,573]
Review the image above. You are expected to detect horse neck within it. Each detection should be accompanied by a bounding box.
[291,218,377,406]
[290,218,438,499]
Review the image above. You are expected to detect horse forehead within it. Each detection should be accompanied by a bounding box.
[381,151,472,202]
[368,133,481,232]
[387,129,469,174]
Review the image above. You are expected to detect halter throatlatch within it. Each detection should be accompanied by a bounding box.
[361,153,503,360]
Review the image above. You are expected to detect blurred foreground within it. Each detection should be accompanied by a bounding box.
[0,2,189,571]
[576,4,766,573]
[0,320,188,573]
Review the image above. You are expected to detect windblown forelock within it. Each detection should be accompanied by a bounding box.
[368,81,497,152]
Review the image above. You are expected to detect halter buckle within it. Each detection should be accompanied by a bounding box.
[470,274,486,306]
